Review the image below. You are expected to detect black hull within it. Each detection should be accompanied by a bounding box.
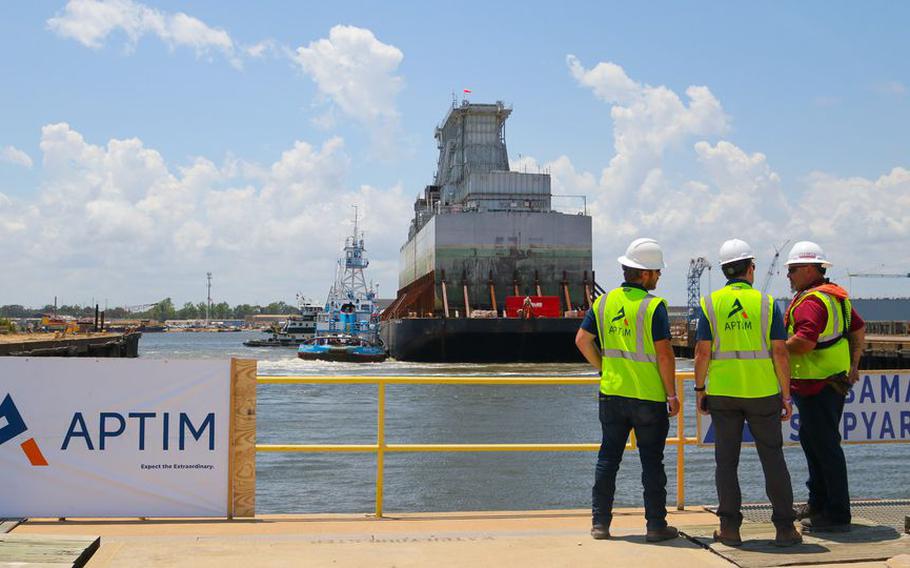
[243,338,305,347]
[380,317,585,363]
[297,351,388,363]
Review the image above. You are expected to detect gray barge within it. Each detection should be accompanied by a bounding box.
[381,101,596,362]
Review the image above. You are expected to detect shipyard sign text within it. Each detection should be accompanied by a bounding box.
[0,358,230,517]
[698,372,910,445]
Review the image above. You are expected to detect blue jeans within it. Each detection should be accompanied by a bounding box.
[592,394,669,529]
[793,385,851,524]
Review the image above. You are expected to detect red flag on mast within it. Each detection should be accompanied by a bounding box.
[463,89,472,94]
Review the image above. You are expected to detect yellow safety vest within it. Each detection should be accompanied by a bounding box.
[700,282,779,398]
[593,286,668,402]
[787,291,852,379]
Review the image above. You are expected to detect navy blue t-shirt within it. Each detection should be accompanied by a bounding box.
[580,283,671,342]
[695,280,786,341]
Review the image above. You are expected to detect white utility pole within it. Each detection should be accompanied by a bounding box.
[206,272,213,326]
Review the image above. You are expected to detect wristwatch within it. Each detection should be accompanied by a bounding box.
[694,386,706,392]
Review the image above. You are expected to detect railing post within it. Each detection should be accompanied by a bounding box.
[229,358,257,518]
[376,381,386,518]
[676,374,685,510]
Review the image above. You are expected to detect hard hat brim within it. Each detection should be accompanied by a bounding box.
[618,255,666,270]
[720,254,755,266]
[785,259,832,268]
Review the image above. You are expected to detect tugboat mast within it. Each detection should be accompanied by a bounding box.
[328,205,376,306]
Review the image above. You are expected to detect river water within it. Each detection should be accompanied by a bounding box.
[141,331,910,515]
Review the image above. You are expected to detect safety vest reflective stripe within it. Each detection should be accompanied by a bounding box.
[712,350,771,360]
[816,293,844,342]
[703,294,720,351]
[635,295,657,354]
[701,283,780,398]
[787,290,852,380]
[703,291,772,359]
[596,289,609,348]
[600,349,657,363]
[597,293,656,359]
[594,287,667,402]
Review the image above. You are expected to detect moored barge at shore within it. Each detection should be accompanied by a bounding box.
[0,332,141,357]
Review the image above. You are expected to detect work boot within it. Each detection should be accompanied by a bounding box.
[800,516,851,533]
[645,525,679,542]
[773,524,803,547]
[590,524,610,540]
[793,503,819,520]
[713,525,743,547]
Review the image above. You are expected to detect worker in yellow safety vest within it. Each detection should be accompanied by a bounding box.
[694,239,801,547]
[784,241,865,533]
[575,238,679,543]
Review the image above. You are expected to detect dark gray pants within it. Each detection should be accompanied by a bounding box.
[709,394,796,529]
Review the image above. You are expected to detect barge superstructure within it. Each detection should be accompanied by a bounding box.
[381,101,596,362]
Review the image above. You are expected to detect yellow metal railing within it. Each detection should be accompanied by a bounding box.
[256,372,699,517]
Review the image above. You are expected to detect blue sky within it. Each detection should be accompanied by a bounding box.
[1,1,908,307]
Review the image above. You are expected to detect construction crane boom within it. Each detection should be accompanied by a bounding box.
[847,272,910,278]
[124,302,160,313]
[761,239,790,294]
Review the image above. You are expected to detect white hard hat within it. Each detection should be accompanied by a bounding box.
[718,238,755,266]
[786,240,832,267]
[618,238,666,270]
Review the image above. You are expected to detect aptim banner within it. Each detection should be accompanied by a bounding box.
[0,358,230,517]
[697,371,910,445]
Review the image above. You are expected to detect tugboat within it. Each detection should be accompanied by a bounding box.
[298,209,387,362]
[243,298,322,347]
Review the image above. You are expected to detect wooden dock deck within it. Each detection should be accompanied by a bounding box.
[0,332,141,358]
[0,533,99,567]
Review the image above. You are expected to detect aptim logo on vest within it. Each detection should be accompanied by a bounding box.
[724,299,752,331]
[608,307,632,337]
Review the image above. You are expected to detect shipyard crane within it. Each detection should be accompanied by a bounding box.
[687,257,711,341]
[124,302,160,313]
[760,240,790,294]
[847,272,910,278]
[846,271,909,295]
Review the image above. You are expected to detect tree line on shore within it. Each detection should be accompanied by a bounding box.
[0,298,302,321]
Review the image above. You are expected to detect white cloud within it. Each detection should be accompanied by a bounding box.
[799,167,910,258]
[511,56,909,295]
[693,140,788,227]
[0,192,27,235]
[294,25,404,129]
[47,0,239,67]
[1,146,34,168]
[873,81,907,96]
[528,143,909,297]
[567,55,728,199]
[563,57,757,265]
[510,154,596,215]
[0,123,411,305]
[244,39,279,59]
